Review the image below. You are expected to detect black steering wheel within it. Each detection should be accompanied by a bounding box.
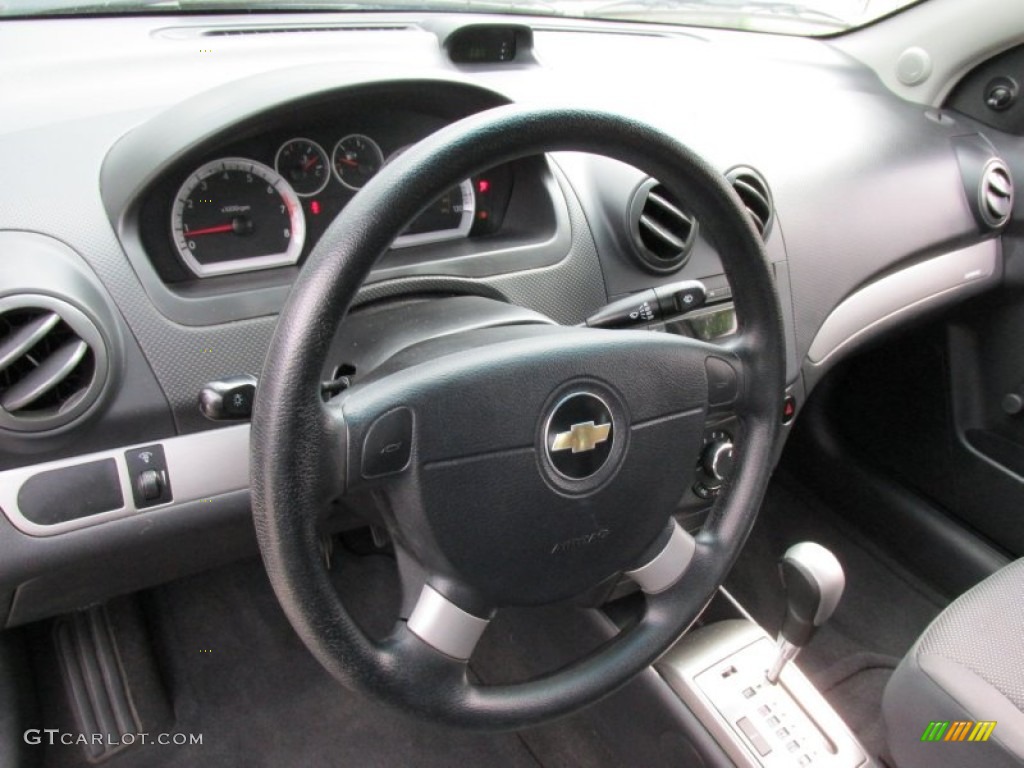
[250,105,785,729]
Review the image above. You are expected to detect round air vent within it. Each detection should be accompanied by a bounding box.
[726,166,774,240]
[978,159,1014,230]
[0,295,109,433]
[628,179,698,274]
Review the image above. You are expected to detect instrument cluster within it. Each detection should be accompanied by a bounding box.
[150,114,514,282]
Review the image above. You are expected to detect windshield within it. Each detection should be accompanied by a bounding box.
[0,0,923,36]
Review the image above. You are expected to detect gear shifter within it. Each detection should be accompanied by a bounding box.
[766,542,845,684]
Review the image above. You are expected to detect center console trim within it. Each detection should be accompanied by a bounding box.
[657,618,873,768]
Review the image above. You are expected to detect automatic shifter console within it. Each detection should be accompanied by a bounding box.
[767,542,846,684]
[656,544,871,767]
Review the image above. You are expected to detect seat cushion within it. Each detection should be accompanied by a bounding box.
[882,558,1024,768]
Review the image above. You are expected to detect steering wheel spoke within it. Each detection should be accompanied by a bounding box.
[406,584,492,662]
[624,519,697,595]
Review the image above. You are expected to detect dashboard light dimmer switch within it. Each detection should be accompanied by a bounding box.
[124,444,173,509]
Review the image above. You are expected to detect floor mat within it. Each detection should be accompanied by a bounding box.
[30,553,542,768]
[725,473,948,759]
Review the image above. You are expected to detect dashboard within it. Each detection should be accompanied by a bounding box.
[0,11,1019,628]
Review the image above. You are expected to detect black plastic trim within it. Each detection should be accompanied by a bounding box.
[18,459,123,526]
[788,364,1010,600]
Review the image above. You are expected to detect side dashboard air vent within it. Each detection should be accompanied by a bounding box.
[978,159,1014,230]
[726,167,774,240]
[628,179,698,274]
[0,296,108,433]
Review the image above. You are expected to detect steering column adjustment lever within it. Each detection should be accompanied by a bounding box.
[766,541,845,684]
[583,279,707,329]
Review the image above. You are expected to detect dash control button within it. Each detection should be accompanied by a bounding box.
[198,374,257,421]
[362,408,413,479]
[782,394,797,424]
[706,356,738,406]
[124,444,173,509]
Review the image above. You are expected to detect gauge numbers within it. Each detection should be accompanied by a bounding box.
[332,134,384,190]
[393,179,476,248]
[274,138,330,197]
[171,158,305,278]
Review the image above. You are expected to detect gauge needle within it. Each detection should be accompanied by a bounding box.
[186,223,235,236]
[335,156,359,168]
[302,155,320,171]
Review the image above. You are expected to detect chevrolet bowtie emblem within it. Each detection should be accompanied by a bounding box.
[551,421,612,454]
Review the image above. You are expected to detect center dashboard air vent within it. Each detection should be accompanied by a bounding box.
[978,159,1014,230]
[0,296,109,433]
[726,166,774,240]
[628,179,698,274]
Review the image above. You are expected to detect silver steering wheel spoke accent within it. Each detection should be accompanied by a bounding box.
[624,520,696,594]
[406,585,490,661]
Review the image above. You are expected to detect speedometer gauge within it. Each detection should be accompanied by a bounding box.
[171,158,305,278]
[393,179,476,248]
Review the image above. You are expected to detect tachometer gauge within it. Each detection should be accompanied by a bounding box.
[171,158,305,278]
[332,134,384,190]
[274,138,330,197]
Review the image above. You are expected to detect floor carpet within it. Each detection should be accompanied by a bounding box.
[27,547,713,768]
[29,553,543,768]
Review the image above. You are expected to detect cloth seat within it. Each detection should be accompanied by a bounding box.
[882,558,1024,767]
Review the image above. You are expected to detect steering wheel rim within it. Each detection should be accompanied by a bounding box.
[250,104,785,729]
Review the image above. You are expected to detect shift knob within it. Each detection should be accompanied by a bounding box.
[766,542,845,684]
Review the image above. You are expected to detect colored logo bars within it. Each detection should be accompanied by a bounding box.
[921,721,997,742]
